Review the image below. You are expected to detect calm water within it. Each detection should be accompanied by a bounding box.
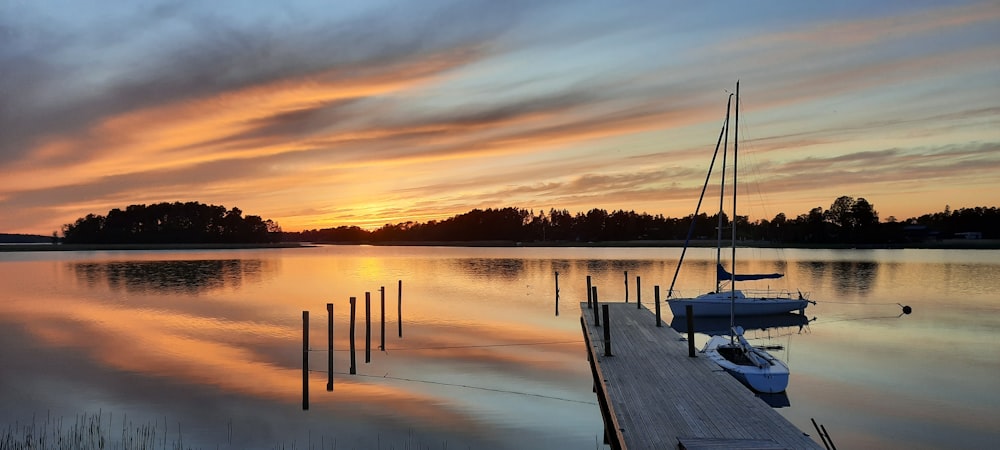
[1,246,997,449]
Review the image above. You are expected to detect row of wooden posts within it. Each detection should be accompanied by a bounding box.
[553,271,661,321]
[302,280,404,410]
[561,272,698,358]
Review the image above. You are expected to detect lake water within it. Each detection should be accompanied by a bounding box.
[1,246,997,449]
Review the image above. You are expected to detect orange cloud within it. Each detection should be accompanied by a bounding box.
[6,48,480,193]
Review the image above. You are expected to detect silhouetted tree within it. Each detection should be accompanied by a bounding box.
[279,200,996,245]
[62,202,281,244]
[852,198,879,242]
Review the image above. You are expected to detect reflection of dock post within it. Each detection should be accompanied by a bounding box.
[365,292,371,363]
[586,276,593,309]
[554,271,560,316]
[349,297,356,374]
[636,276,641,309]
[302,310,309,410]
[654,286,662,327]
[686,305,696,357]
[379,287,386,351]
[397,280,403,338]
[592,286,601,326]
[326,303,333,391]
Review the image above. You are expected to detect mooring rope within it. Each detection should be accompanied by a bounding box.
[384,340,583,351]
[308,369,596,405]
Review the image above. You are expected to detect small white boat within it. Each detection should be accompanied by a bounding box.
[703,326,789,393]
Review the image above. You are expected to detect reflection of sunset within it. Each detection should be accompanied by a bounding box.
[2,245,998,449]
[1,290,488,430]
[0,251,598,439]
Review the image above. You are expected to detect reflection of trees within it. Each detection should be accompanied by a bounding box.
[830,261,879,296]
[70,260,273,294]
[797,261,827,280]
[454,258,526,280]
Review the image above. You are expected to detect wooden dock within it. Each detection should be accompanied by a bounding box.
[581,302,821,449]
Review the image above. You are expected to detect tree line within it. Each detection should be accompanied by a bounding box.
[62,202,282,244]
[286,197,999,245]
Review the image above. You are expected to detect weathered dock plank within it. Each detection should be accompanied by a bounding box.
[581,302,821,449]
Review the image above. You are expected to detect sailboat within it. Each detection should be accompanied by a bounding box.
[698,81,793,393]
[667,82,813,318]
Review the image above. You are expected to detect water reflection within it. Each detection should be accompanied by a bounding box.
[453,258,525,279]
[833,261,878,295]
[798,260,880,297]
[70,259,275,294]
[2,247,996,449]
[669,313,812,336]
[758,392,791,408]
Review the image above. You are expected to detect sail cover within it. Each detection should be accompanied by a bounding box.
[717,263,783,282]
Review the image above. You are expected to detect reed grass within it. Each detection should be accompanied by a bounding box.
[1,411,455,450]
[1,411,188,450]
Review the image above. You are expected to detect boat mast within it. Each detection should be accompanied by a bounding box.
[730,81,740,337]
[715,94,730,293]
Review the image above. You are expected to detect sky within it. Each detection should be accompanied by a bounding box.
[2,0,998,234]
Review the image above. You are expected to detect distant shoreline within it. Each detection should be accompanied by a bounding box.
[0,242,310,252]
[2,239,998,252]
[312,239,1000,250]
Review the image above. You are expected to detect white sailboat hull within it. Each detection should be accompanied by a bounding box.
[668,290,809,317]
[703,335,789,393]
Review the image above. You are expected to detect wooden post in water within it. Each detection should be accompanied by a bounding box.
[302,310,309,410]
[365,292,371,363]
[349,297,356,375]
[397,280,403,338]
[686,304,696,357]
[654,285,662,327]
[624,270,629,302]
[592,286,601,326]
[326,303,333,391]
[586,276,592,309]
[602,304,612,356]
[379,286,385,351]
[554,271,560,316]
[636,276,641,309]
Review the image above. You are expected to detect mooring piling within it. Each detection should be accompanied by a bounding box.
[586,275,593,309]
[326,303,333,391]
[365,292,371,363]
[302,310,309,410]
[636,276,641,309]
[602,304,612,356]
[379,286,386,351]
[654,285,662,327]
[554,271,560,316]
[397,280,403,338]
[624,270,629,302]
[349,297,356,375]
[592,286,601,326]
[686,304,696,357]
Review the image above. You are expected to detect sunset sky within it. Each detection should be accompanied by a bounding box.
[2,1,998,234]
